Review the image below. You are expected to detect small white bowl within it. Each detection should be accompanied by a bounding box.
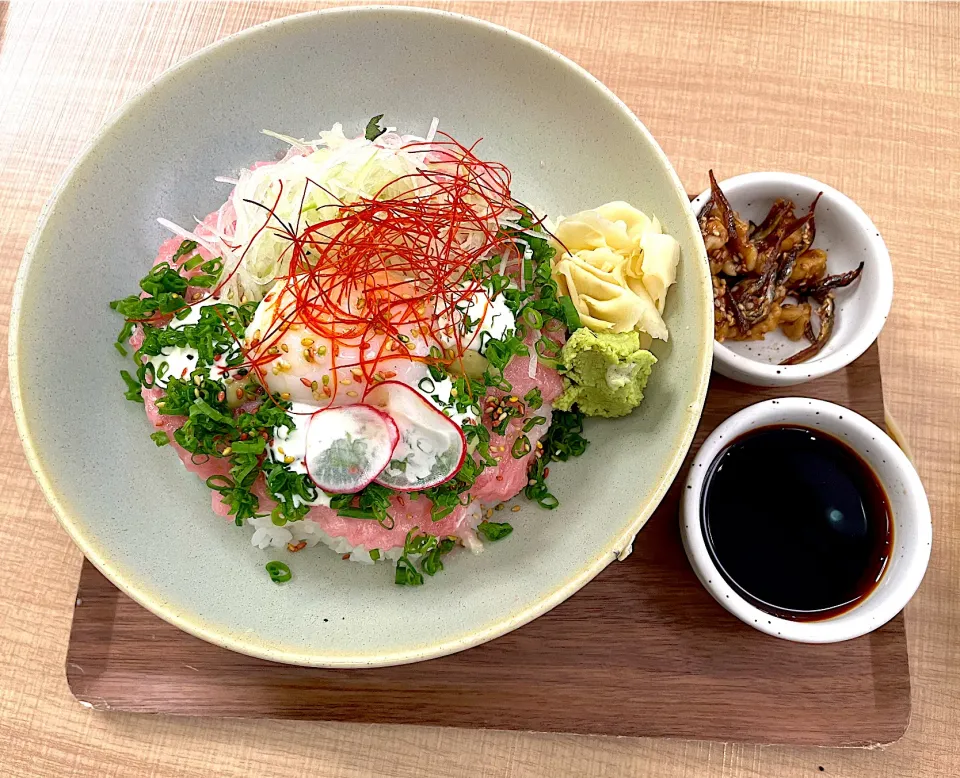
[691,173,893,387]
[680,398,931,643]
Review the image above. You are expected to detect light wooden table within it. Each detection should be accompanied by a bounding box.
[1,2,958,776]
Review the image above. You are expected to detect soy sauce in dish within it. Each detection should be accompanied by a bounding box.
[701,425,891,621]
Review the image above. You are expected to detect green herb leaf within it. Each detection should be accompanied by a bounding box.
[365,114,386,141]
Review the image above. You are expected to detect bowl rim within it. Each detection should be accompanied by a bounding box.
[8,4,714,667]
[691,171,893,387]
[680,397,932,643]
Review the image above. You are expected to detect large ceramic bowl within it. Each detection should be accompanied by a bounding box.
[10,7,711,666]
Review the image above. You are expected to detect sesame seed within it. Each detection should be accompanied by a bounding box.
[222,446,232,456]
[322,375,330,386]
[317,345,328,356]
[284,455,295,464]
[280,343,289,353]
[342,379,352,386]
[347,390,358,397]
[301,338,315,346]
[280,392,291,401]
[351,368,363,379]
[303,348,314,362]
[495,503,504,511]
[511,505,521,513]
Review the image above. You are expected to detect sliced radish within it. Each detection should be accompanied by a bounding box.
[364,381,467,491]
[305,405,399,494]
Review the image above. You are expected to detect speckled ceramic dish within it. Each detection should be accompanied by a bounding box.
[10,7,712,667]
[691,172,892,387]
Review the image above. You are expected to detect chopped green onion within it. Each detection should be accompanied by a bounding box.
[559,296,582,330]
[395,556,423,586]
[477,521,513,541]
[421,537,456,576]
[191,397,232,423]
[265,561,292,583]
[205,474,233,491]
[523,415,547,433]
[171,240,199,263]
[119,370,143,403]
[524,388,543,410]
[149,431,170,447]
[229,438,266,455]
[369,549,381,561]
[511,434,532,459]
[522,308,543,329]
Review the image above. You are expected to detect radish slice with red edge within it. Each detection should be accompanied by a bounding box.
[364,380,467,491]
[304,405,399,494]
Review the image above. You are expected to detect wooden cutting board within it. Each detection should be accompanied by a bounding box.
[66,343,909,746]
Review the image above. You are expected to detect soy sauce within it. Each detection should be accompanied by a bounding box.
[701,425,891,621]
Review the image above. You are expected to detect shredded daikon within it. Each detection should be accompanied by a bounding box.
[425,116,439,143]
[528,330,540,378]
[157,217,218,256]
[498,219,549,242]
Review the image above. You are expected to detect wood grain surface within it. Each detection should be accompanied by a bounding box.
[67,347,909,746]
[1,2,958,776]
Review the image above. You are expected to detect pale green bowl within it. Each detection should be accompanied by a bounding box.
[10,7,711,667]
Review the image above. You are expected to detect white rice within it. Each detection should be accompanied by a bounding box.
[247,501,485,564]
